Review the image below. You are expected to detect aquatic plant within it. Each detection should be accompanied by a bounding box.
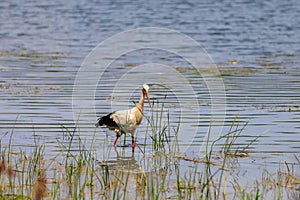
[0,116,298,199]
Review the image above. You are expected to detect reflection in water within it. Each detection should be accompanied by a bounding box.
[95,146,178,199]
[98,147,140,172]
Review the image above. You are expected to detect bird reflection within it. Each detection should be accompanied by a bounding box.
[98,146,140,172]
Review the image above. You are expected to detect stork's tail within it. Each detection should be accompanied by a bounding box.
[95,112,115,128]
[95,117,104,128]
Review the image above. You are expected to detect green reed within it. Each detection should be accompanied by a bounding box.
[0,115,299,199]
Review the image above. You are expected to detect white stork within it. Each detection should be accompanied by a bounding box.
[96,84,151,151]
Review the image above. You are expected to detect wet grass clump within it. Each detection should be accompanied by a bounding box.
[0,115,299,199]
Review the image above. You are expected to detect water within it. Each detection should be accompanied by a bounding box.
[0,0,300,191]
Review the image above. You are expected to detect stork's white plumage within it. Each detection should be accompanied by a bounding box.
[96,84,151,151]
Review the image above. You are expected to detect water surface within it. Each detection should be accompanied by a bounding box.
[0,0,300,191]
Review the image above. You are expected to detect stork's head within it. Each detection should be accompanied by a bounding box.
[142,84,151,107]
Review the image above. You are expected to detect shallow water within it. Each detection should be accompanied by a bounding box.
[0,0,300,194]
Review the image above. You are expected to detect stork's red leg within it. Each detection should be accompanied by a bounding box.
[131,135,135,151]
[113,136,119,146]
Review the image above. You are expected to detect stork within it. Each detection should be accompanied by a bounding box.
[96,84,151,151]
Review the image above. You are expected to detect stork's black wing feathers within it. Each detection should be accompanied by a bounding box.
[97,112,118,128]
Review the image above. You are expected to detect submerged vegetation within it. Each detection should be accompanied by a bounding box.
[0,107,299,199]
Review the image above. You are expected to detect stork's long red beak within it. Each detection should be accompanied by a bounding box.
[145,91,151,108]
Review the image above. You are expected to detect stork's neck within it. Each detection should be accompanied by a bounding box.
[136,90,145,111]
